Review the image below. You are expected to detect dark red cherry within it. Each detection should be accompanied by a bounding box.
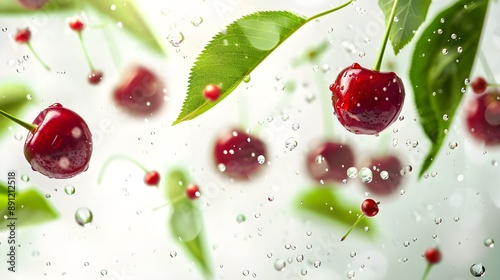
[361,198,379,217]
[203,84,221,101]
[306,141,354,183]
[424,247,441,264]
[24,103,93,179]
[363,155,403,195]
[471,76,487,94]
[186,184,200,199]
[330,63,405,135]
[88,71,103,85]
[114,65,165,116]
[14,28,31,44]
[144,171,160,186]
[17,0,47,10]
[465,89,500,145]
[213,129,267,180]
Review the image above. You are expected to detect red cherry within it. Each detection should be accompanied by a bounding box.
[214,129,267,180]
[114,65,165,116]
[69,16,85,32]
[185,184,200,199]
[361,198,379,217]
[330,63,405,135]
[305,141,354,183]
[88,71,103,85]
[363,155,403,195]
[203,84,221,101]
[23,103,93,179]
[465,89,500,145]
[424,247,441,264]
[17,0,48,10]
[471,77,487,94]
[144,171,160,186]
[14,28,31,44]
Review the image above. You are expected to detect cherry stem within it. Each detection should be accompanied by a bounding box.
[373,0,400,72]
[0,109,37,131]
[305,0,353,24]
[479,51,496,84]
[421,263,432,280]
[27,42,51,71]
[152,194,185,211]
[341,213,365,241]
[97,155,149,185]
[78,32,95,71]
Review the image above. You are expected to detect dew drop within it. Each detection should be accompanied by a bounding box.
[75,208,93,227]
[347,270,356,279]
[292,123,300,131]
[32,250,40,257]
[434,217,443,225]
[242,270,249,276]
[100,269,108,276]
[442,49,448,55]
[274,259,286,271]
[350,251,357,258]
[190,16,203,27]
[359,167,373,183]
[170,251,177,258]
[449,141,458,149]
[243,75,251,83]
[217,163,226,172]
[313,260,321,268]
[285,137,298,151]
[380,171,389,180]
[301,269,308,276]
[167,31,184,47]
[347,167,358,178]
[443,114,449,121]
[21,174,29,182]
[470,263,486,277]
[484,238,494,248]
[257,155,266,164]
[451,33,457,39]
[296,254,304,262]
[457,46,463,53]
[403,241,410,247]
[64,185,75,195]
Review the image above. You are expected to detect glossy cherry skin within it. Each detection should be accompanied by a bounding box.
[17,0,47,10]
[424,248,441,264]
[24,103,92,179]
[214,129,267,180]
[14,28,31,44]
[186,184,200,199]
[88,71,103,85]
[363,155,403,195]
[306,141,354,183]
[361,198,379,217]
[471,76,487,94]
[114,65,165,116]
[144,171,160,186]
[330,63,405,135]
[203,84,221,101]
[466,89,500,145]
[69,16,85,32]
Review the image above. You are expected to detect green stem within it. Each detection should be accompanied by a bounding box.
[305,0,354,24]
[97,155,149,184]
[0,109,37,131]
[153,195,185,211]
[27,43,51,71]
[341,214,365,241]
[421,263,432,280]
[480,51,496,83]
[78,32,95,71]
[373,0,400,71]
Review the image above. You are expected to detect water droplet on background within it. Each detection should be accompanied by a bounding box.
[167,31,184,47]
[347,270,356,279]
[64,185,75,195]
[380,171,389,180]
[470,263,486,277]
[292,123,300,131]
[100,269,108,276]
[75,208,93,227]
[285,137,298,151]
[190,16,203,27]
[274,259,286,271]
[257,155,266,164]
[347,167,358,178]
[484,238,494,248]
[170,251,177,258]
[236,214,246,224]
[359,167,373,183]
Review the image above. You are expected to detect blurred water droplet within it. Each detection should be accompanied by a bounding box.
[449,141,458,149]
[84,261,89,266]
[313,260,321,268]
[492,160,498,167]
[442,48,448,55]
[167,31,184,47]
[404,241,410,247]
[443,114,449,121]
[45,193,51,198]
[217,163,226,172]
[64,185,75,195]
[274,82,285,91]
[268,195,274,202]
[257,155,266,164]
[46,262,51,266]
[170,251,177,258]
[380,171,389,180]
[350,251,357,258]
[296,254,304,262]
[101,269,108,276]
[394,16,399,22]
[32,250,40,257]
[347,270,355,279]
[274,259,286,271]
[242,270,249,276]
[21,174,29,182]
[292,123,300,131]
[454,216,460,222]
[236,214,246,224]
[190,16,203,27]
[484,238,494,248]
[457,46,463,53]
[359,167,373,183]
[434,217,443,225]
[347,167,358,178]
[301,269,308,276]
[437,29,443,34]
[75,208,93,227]
[470,263,486,277]
[285,137,298,151]
[451,33,457,39]
[243,75,251,83]
[392,138,399,147]
[305,92,316,103]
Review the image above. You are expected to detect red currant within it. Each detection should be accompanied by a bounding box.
[361,198,379,217]
[203,84,221,101]
[14,28,31,44]
[88,71,103,85]
[69,16,85,32]
[144,171,160,186]
[186,184,200,199]
[424,247,441,264]
[471,76,487,94]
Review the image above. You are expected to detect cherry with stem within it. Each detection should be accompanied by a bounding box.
[97,155,160,187]
[341,198,380,241]
[421,247,441,280]
[69,15,103,85]
[14,28,51,71]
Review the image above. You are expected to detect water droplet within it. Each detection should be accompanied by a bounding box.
[32,250,40,257]
[217,163,226,172]
[170,251,177,258]
[101,269,108,276]
[305,92,316,103]
[449,141,458,149]
[268,195,274,202]
[434,217,443,225]
[454,216,460,222]
[84,261,89,266]
[394,16,399,22]
[301,269,308,276]
[236,214,246,224]
[437,28,443,34]
[257,155,266,164]
[380,171,389,180]
[274,259,286,271]
[46,262,51,266]
[21,174,29,182]
[116,22,123,28]
[313,260,321,268]
[457,46,463,53]
[442,48,448,55]
[404,241,410,247]
[190,16,203,27]
[451,33,457,39]
[285,137,298,151]
[292,123,300,131]
[167,31,184,47]
[242,270,249,276]
[347,167,358,178]
[45,193,51,198]
[64,185,75,195]
[75,208,93,227]
[470,263,486,277]
[359,167,373,183]
[484,238,494,248]
[347,270,356,279]
[274,82,285,91]
[392,138,399,147]
[243,75,251,83]
[443,114,449,121]
[440,18,445,23]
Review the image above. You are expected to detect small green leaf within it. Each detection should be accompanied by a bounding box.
[173,11,307,124]
[0,0,75,14]
[291,40,330,67]
[0,182,59,230]
[410,0,489,177]
[86,0,166,55]
[379,0,431,54]
[295,188,375,237]
[165,169,212,278]
[0,83,32,134]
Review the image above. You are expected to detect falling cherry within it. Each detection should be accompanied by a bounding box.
[341,198,379,241]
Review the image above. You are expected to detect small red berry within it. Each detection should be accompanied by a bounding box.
[69,16,85,32]
[305,141,355,183]
[465,89,500,145]
[186,184,200,199]
[88,71,103,85]
[15,28,31,44]
[203,84,221,101]
[144,171,160,186]
[471,76,488,94]
[424,247,441,264]
[361,198,379,217]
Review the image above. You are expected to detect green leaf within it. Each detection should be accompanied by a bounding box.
[410,0,489,177]
[295,188,375,238]
[0,0,75,14]
[173,11,307,124]
[0,83,32,135]
[165,169,212,278]
[86,0,166,55]
[291,40,330,67]
[0,182,59,230]
[379,0,431,54]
